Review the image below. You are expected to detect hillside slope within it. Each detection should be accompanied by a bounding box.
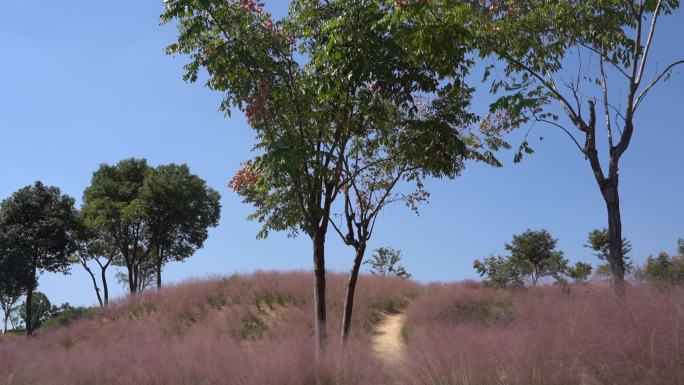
[0,271,419,385]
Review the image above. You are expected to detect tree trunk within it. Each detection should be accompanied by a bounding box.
[601,177,626,293]
[83,263,103,308]
[130,263,138,294]
[25,287,34,337]
[341,244,366,347]
[3,313,9,334]
[101,266,109,307]
[156,259,163,291]
[312,229,327,359]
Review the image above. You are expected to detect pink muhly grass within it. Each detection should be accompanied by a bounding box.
[0,271,417,385]
[401,283,684,385]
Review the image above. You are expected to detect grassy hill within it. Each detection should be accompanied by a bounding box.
[2,273,684,384]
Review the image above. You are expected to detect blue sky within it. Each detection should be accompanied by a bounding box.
[0,1,682,307]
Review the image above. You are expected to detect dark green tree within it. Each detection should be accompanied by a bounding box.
[0,182,78,335]
[566,262,593,284]
[142,164,221,290]
[18,291,52,331]
[506,229,567,286]
[473,255,525,289]
[0,270,23,334]
[364,247,412,279]
[82,159,153,294]
[585,228,633,279]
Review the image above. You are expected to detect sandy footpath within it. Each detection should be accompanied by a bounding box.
[371,313,407,364]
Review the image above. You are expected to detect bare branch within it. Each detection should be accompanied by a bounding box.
[534,116,585,154]
[635,0,663,86]
[498,52,584,127]
[600,57,615,150]
[634,59,684,110]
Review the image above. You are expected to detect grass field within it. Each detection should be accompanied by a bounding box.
[1,273,683,385]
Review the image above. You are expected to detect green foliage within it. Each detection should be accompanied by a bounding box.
[82,159,220,292]
[439,298,516,327]
[475,229,568,287]
[473,255,524,289]
[0,182,78,286]
[18,292,52,330]
[506,229,567,285]
[639,250,684,285]
[0,182,78,334]
[41,303,90,329]
[364,247,411,279]
[585,228,633,276]
[142,163,221,285]
[566,262,593,284]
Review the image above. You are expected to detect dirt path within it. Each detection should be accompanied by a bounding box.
[371,313,407,364]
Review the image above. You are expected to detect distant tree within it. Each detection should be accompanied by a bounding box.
[0,272,22,334]
[506,230,567,286]
[18,291,52,331]
[364,247,412,279]
[566,262,593,284]
[473,255,524,289]
[585,229,633,279]
[82,159,153,294]
[141,164,221,290]
[678,238,684,256]
[0,182,78,335]
[638,239,684,285]
[71,219,118,307]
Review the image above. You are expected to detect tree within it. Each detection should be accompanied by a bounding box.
[473,255,525,289]
[585,228,633,279]
[566,262,593,284]
[506,229,567,286]
[71,218,118,307]
[82,159,153,294]
[637,239,684,285]
[0,271,23,334]
[639,252,684,285]
[141,164,221,290]
[364,247,412,279]
[18,291,52,331]
[0,182,78,335]
[163,0,488,355]
[461,0,683,291]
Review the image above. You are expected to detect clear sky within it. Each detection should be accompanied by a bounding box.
[1,2,682,308]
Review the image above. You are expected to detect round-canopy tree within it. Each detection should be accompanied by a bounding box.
[0,181,78,336]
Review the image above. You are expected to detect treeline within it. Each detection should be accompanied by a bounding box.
[474,228,684,288]
[0,159,220,335]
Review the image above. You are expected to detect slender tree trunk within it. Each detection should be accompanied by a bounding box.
[130,263,138,294]
[312,229,327,359]
[601,177,626,292]
[101,266,109,307]
[341,244,366,347]
[25,286,34,336]
[3,312,9,334]
[83,263,103,308]
[156,259,163,291]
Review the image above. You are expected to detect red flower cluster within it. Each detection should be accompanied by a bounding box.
[395,0,430,9]
[246,79,273,126]
[233,0,264,13]
[228,162,261,192]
